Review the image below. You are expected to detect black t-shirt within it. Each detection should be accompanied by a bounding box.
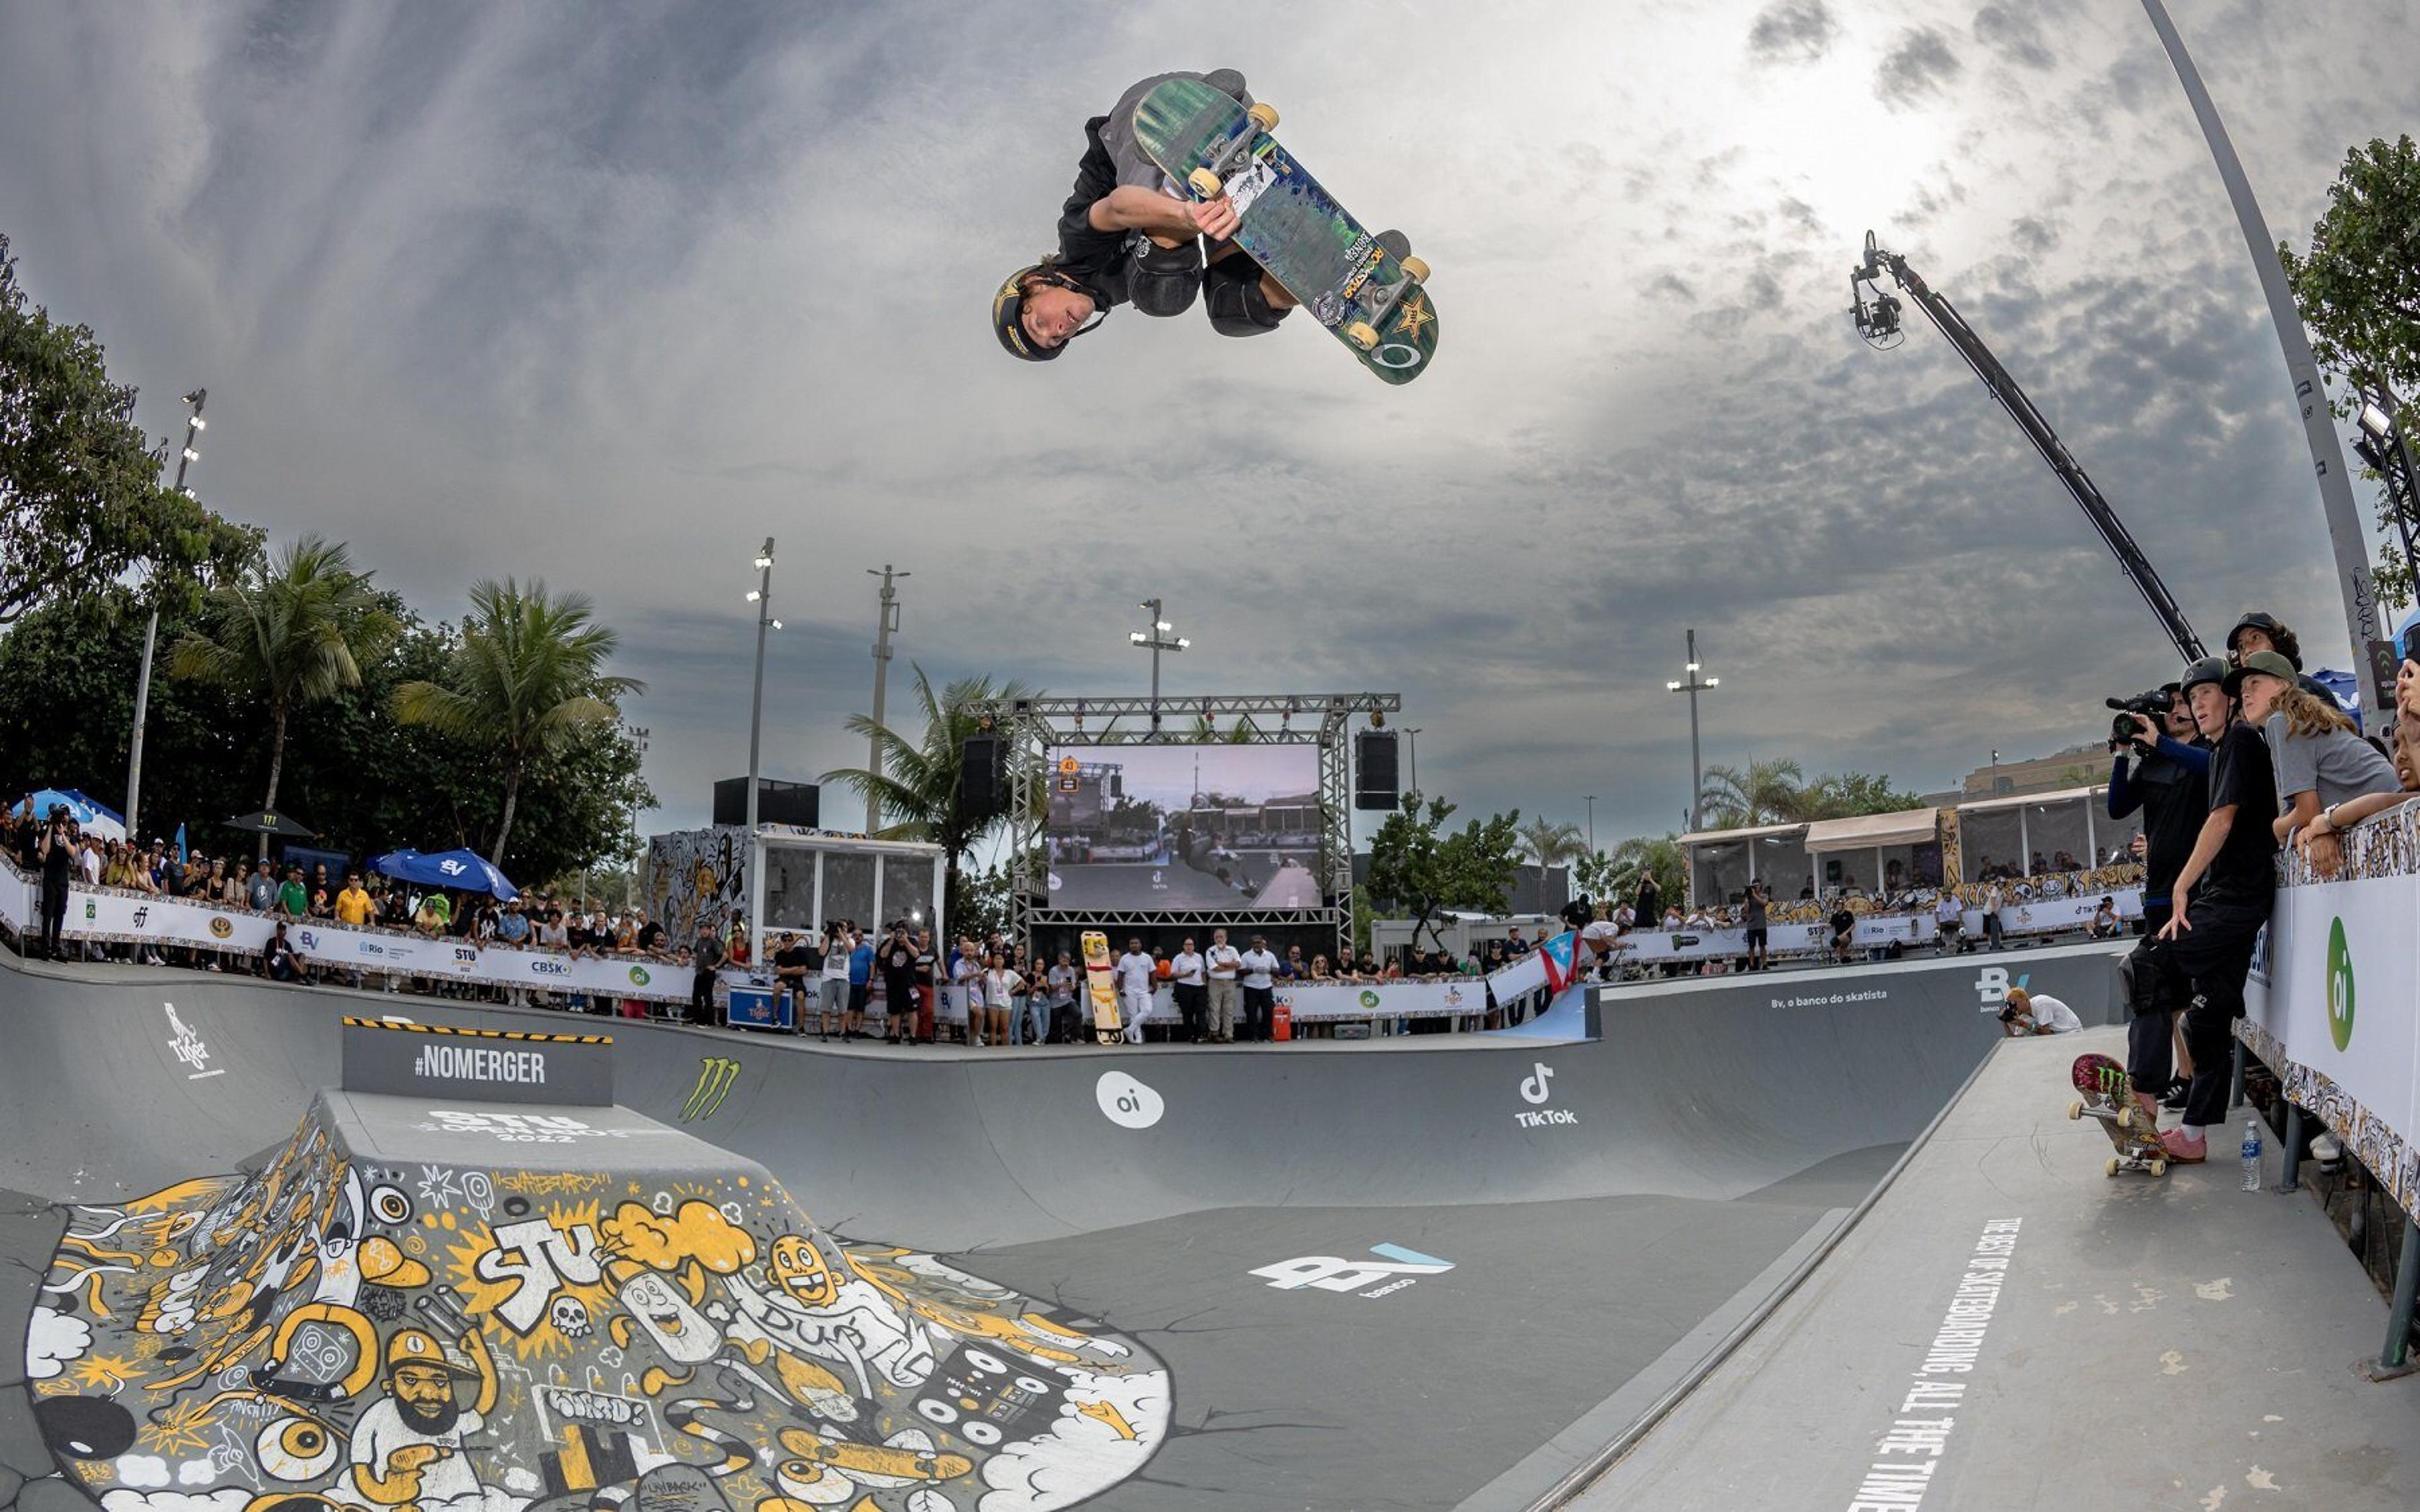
[1052,118,1134,309]
[880,939,919,994]
[2124,742,2211,904]
[773,945,810,978]
[40,828,74,885]
[913,949,936,989]
[2203,721,2279,904]
[1829,908,1855,937]
[636,921,666,953]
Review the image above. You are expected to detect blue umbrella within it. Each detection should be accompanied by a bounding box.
[369,847,518,900]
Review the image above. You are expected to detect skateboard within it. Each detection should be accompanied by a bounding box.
[1131,76,1438,384]
[1081,929,1122,1046]
[2066,1052,2169,1177]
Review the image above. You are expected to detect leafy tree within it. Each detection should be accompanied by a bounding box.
[391,578,643,864]
[168,535,401,856]
[1799,770,1925,819]
[2280,135,2420,606]
[1584,834,1685,915]
[954,864,1016,942]
[1518,816,1588,869]
[1363,794,1525,951]
[1695,757,1808,828]
[821,664,1038,927]
[0,232,252,626]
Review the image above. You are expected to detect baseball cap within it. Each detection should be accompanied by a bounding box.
[2222,649,2298,696]
[2177,656,2229,695]
[383,1327,475,1375]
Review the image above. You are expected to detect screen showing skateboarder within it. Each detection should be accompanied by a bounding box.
[1044,743,1322,911]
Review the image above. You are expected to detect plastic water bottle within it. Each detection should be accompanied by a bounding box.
[2240,1118,2262,1192]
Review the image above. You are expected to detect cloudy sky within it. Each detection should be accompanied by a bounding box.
[3,0,2414,850]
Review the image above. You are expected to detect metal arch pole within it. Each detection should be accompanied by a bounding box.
[2141,0,2388,715]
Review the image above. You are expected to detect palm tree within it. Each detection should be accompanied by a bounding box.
[1600,833,1685,912]
[1694,757,1808,830]
[1518,817,1588,869]
[391,578,643,866]
[821,665,1038,921]
[170,534,400,857]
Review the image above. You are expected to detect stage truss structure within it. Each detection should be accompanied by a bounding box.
[954,692,1402,959]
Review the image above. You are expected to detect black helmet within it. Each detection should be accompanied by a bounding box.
[991,261,1104,362]
[2225,611,2302,669]
[2178,656,2230,695]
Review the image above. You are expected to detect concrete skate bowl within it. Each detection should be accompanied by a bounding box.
[0,944,2122,1511]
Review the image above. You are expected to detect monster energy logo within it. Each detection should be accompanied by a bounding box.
[682,1057,740,1121]
[2094,1063,2126,1095]
[2325,917,2354,1053]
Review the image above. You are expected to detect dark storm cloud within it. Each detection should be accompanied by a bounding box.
[1971,5,2056,71]
[1746,1,1839,66]
[1875,28,1964,110]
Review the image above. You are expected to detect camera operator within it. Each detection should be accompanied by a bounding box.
[35,806,78,959]
[2106,660,2216,1123]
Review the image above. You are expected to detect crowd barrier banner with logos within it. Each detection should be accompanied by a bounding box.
[2243,806,2420,1227]
[928,977,1481,1027]
[0,864,696,1004]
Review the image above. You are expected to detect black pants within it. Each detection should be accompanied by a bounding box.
[40,878,69,958]
[1242,985,1274,1041]
[1173,982,1206,1041]
[2121,908,2188,1096]
[2160,892,2267,1127]
[688,970,718,1026]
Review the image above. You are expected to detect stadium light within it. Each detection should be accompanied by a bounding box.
[127,386,208,846]
[745,537,777,857]
[1132,597,1187,736]
[1668,629,1719,831]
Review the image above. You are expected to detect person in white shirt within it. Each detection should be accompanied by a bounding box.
[984,953,1027,1048]
[1046,951,1080,1043]
[818,922,853,1040]
[1998,987,2082,1036]
[1113,938,1156,1045]
[1237,934,1281,1042]
[1203,927,1243,1044]
[1169,936,1209,1042]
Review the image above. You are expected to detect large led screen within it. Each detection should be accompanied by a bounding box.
[1044,743,1323,910]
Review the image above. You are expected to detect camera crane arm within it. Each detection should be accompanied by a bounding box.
[1850,231,2207,663]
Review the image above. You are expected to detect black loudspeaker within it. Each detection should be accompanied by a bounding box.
[1354,730,1400,810]
[959,734,1008,821]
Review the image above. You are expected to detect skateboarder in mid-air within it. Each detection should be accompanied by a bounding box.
[994,70,1295,360]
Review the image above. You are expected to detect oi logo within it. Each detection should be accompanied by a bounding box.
[2325,917,2355,1053]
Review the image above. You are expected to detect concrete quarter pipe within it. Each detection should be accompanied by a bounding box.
[1,944,2124,1511]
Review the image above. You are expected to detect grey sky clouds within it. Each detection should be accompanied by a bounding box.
[1,0,2414,854]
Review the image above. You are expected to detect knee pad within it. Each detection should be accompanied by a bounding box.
[1203,257,1289,337]
[1127,236,1202,317]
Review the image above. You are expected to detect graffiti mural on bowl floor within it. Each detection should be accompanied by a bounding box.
[24,1098,1167,1512]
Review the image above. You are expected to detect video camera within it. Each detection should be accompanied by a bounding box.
[2106,687,2174,748]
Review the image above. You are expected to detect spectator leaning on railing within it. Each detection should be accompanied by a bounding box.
[2230,650,2399,878]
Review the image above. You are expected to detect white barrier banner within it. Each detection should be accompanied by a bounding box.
[936,978,1482,1026]
[2245,866,2420,1224]
[8,868,696,1004]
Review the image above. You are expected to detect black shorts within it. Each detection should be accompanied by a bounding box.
[2126,1007,2174,1094]
[1743,927,1768,948]
[848,982,870,1012]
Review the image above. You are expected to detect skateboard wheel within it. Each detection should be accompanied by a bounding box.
[1187,167,1224,200]
[2104,1157,2121,1179]
[1343,320,1379,350]
[1399,255,1430,283]
[2066,1099,2083,1121]
[1247,102,1279,133]
[2116,1104,2136,1131]
[2150,1159,2168,1177]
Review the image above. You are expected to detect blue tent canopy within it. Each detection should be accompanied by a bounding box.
[367,847,519,900]
[14,789,127,840]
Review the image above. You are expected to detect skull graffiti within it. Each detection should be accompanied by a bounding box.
[548,1295,592,1339]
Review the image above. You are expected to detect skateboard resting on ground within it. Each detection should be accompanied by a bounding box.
[1081,930,1122,1046]
[2067,1051,2169,1177]
[1131,76,1438,384]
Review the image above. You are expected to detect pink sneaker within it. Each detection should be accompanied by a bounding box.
[2160,1128,2207,1163]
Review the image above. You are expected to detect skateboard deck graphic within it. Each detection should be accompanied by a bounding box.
[1081,929,1122,1046]
[2067,1051,2169,1177]
[1132,76,1437,384]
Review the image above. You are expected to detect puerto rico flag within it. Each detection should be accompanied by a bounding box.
[1537,930,1579,995]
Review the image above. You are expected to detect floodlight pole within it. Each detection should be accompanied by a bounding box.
[125,387,206,842]
[1584,794,1597,853]
[1129,598,1189,737]
[627,725,649,908]
[866,564,908,832]
[1667,629,1719,832]
[2141,0,2388,714]
[746,539,777,839]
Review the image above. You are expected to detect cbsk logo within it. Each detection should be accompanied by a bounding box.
[1251,1243,1454,1297]
[529,959,570,976]
[2326,917,2355,1052]
[1974,966,2027,1012]
[1516,1062,1576,1128]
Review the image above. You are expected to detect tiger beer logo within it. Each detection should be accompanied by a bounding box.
[683,1057,740,1121]
[2326,916,2354,1053]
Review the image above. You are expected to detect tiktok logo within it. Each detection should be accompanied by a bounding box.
[1514,1061,1575,1128]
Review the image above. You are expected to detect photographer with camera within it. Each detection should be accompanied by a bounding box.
[2106,661,2215,1123]
[35,805,78,960]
